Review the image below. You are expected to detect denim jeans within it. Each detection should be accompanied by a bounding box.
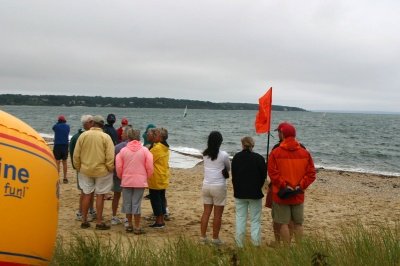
[235,198,262,247]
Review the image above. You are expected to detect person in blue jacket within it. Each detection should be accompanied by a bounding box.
[104,113,118,145]
[53,115,70,184]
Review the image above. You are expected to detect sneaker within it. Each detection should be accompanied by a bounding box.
[89,209,97,220]
[164,214,171,221]
[111,216,122,225]
[75,211,82,221]
[124,218,129,228]
[149,222,165,229]
[199,237,208,245]
[211,239,224,246]
[76,211,94,222]
[165,207,170,216]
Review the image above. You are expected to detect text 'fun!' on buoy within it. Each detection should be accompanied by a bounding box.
[0,110,59,265]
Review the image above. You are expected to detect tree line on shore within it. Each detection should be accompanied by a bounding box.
[0,94,306,111]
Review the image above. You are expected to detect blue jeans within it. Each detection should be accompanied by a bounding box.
[235,198,262,247]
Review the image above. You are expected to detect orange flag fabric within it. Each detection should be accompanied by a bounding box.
[255,87,272,133]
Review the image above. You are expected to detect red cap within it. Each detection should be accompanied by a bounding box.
[275,122,296,138]
[58,115,66,122]
[121,118,128,125]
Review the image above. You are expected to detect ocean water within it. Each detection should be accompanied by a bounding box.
[1,105,400,176]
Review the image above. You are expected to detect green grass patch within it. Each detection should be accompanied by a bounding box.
[51,224,399,266]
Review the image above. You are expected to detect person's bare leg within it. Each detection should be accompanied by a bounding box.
[81,193,93,223]
[155,214,164,225]
[273,222,281,242]
[96,194,105,224]
[134,214,141,229]
[62,160,68,180]
[127,214,133,227]
[112,191,121,216]
[79,192,84,213]
[212,205,225,240]
[89,193,95,212]
[293,223,303,242]
[56,160,61,175]
[280,224,291,244]
[200,204,213,238]
[289,220,295,238]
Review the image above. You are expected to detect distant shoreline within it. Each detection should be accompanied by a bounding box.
[0,94,306,111]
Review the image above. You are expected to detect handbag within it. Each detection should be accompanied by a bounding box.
[222,167,229,179]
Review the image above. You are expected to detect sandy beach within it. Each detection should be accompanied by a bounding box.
[57,157,400,245]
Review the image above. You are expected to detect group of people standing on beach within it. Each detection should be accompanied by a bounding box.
[53,113,316,246]
[53,113,170,234]
[200,123,316,247]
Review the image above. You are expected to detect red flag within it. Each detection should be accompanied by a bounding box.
[255,87,272,133]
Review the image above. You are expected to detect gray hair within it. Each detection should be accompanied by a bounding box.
[80,114,93,125]
[159,127,168,141]
[126,128,140,141]
[92,115,105,126]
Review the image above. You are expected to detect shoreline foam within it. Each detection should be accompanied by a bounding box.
[42,133,400,176]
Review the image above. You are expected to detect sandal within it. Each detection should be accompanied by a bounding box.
[80,221,90,229]
[95,222,111,230]
[126,226,134,233]
[63,178,69,184]
[134,228,146,235]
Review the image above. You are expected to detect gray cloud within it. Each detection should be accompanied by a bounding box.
[1,0,399,112]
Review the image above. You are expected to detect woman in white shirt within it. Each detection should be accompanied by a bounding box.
[200,131,230,245]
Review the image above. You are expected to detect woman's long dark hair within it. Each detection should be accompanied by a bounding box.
[202,131,223,161]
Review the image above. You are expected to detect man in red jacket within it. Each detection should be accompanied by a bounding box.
[267,122,316,244]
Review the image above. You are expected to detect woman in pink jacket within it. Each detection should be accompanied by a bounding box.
[116,128,154,234]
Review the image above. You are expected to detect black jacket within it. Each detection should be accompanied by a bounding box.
[103,124,118,145]
[232,150,267,199]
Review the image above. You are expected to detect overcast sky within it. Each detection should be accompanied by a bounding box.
[1,1,399,112]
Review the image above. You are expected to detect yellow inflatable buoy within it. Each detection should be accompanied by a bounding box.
[0,110,59,265]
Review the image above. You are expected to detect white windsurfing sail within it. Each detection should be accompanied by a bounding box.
[183,105,187,117]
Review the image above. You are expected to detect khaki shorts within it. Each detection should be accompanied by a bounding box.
[202,184,227,206]
[78,172,113,195]
[272,202,304,224]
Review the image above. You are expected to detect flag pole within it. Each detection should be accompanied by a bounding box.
[266,131,271,167]
[254,86,272,164]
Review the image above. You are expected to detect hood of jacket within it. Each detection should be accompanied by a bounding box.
[145,123,156,132]
[279,137,301,151]
[126,140,143,152]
